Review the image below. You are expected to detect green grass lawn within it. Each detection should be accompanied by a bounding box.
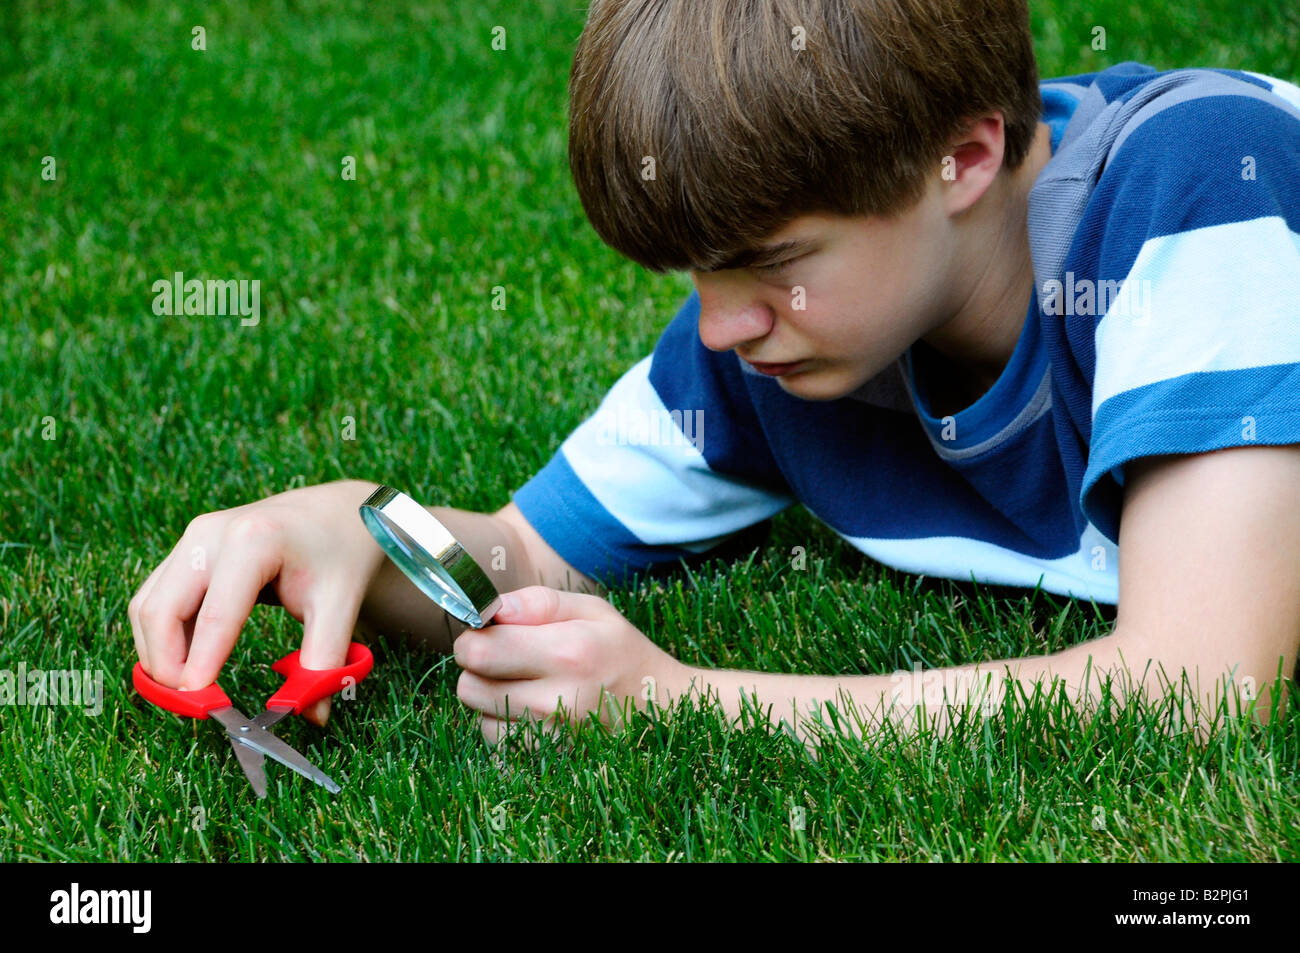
[2,0,1298,861]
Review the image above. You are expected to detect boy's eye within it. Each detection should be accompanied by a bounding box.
[753,254,804,277]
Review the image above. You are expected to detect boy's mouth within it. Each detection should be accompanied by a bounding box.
[745,359,806,376]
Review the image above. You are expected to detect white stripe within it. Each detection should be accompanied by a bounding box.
[560,356,795,551]
[1093,216,1300,416]
[834,521,1120,605]
[1246,71,1300,112]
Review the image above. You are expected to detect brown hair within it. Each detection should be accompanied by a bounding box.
[568,0,1041,273]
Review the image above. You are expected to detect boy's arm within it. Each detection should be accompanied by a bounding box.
[670,445,1300,746]
[493,501,607,597]
[358,501,604,655]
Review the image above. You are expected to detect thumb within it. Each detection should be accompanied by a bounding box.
[491,585,608,626]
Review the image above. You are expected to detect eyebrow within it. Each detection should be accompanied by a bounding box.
[697,238,814,274]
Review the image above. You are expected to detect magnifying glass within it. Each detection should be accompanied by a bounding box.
[358,485,502,629]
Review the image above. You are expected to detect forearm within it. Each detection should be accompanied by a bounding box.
[358,504,532,654]
[670,629,1266,747]
[671,659,1023,747]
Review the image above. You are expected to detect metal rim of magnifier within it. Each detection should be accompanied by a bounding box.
[358,485,502,629]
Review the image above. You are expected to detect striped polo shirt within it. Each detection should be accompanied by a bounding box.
[510,61,1300,605]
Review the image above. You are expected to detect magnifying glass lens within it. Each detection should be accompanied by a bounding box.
[359,486,502,629]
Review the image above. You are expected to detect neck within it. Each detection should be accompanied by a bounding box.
[922,122,1053,399]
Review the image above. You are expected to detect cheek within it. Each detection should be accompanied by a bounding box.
[828,252,938,341]
[795,279,883,349]
[793,285,920,373]
[752,281,807,322]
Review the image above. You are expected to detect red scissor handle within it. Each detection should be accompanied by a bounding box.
[266,643,374,715]
[132,663,232,719]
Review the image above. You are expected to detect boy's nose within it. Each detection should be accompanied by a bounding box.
[695,294,775,354]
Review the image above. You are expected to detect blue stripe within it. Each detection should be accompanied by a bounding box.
[511,447,778,587]
[1094,60,1165,100]
[1087,95,1300,286]
[1083,363,1300,542]
[1040,84,1083,151]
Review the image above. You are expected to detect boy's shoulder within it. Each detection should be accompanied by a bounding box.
[1029,61,1300,285]
[1028,62,1300,546]
[1041,60,1300,170]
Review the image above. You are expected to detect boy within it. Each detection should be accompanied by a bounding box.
[130,0,1300,747]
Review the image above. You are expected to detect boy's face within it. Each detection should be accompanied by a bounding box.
[690,196,958,403]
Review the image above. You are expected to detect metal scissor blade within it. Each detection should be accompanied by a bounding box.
[228,735,268,798]
[250,706,290,732]
[211,706,269,798]
[231,725,341,794]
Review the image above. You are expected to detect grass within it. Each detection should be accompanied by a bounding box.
[1,0,1298,861]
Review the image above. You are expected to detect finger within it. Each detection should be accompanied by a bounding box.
[136,546,177,605]
[456,669,549,721]
[491,586,609,627]
[303,698,331,728]
[132,549,187,672]
[180,521,284,690]
[453,621,578,680]
[129,551,175,672]
[127,609,147,674]
[136,551,210,687]
[298,582,363,669]
[297,581,367,727]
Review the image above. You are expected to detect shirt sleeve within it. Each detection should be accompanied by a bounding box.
[1078,76,1300,543]
[509,290,798,588]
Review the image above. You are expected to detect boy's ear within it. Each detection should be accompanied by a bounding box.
[938,113,1007,216]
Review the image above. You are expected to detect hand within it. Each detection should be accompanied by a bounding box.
[127,480,386,726]
[453,585,688,745]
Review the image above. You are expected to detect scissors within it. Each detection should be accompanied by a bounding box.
[132,643,373,798]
